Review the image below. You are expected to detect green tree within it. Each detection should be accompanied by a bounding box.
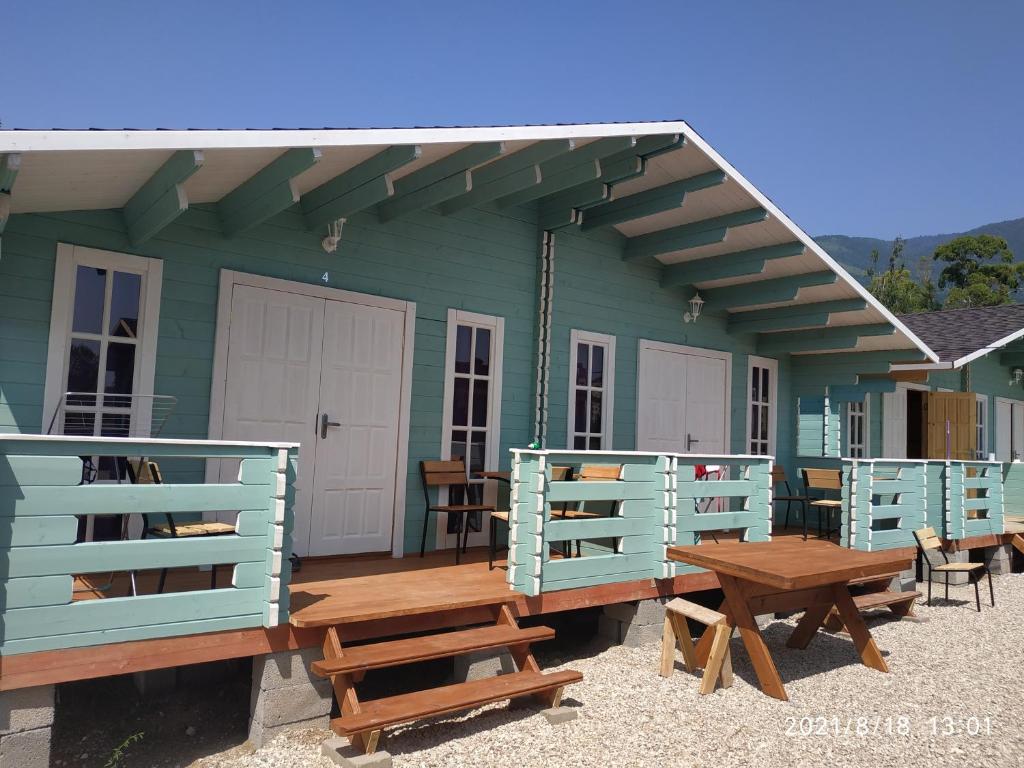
[866,236,935,314]
[933,234,1021,308]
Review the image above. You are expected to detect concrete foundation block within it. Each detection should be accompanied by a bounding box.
[601,602,639,624]
[601,599,668,647]
[0,686,54,736]
[452,648,515,682]
[323,738,393,768]
[983,543,1013,576]
[890,567,917,593]
[0,727,51,768]
[621,621,664,648]
[541,706,577,725]
[249,649,334,748]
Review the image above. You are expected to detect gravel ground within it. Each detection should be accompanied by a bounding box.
[194,574,1024,768]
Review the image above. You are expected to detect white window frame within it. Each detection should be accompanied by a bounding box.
[746,355,778,457]
[567,329,616,450]
[846,398,871,458]
[975,394,988,460]
[42,243,163,438]
[438,309,504,550]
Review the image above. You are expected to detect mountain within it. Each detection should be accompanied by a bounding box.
[815,216,1024,282]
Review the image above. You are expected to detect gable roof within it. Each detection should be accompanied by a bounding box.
[898,304,1024,366]
[0,121,940,361]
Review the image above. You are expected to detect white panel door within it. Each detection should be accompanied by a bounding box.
[637,345,689,452]
[219,285,325,555]
[1014,404,1024,461]
[309,299,405,556]
[882,387,908,459]
[995,399,1012,461]
[636,342,729,454]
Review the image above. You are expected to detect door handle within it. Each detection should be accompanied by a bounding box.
[320,413,341,439]
[686,433,699,451]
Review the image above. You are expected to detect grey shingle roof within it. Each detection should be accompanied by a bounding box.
[898,304,1024,363]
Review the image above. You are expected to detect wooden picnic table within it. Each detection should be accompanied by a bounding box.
[667,539,913,701]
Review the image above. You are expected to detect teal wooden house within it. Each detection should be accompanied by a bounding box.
[0,122,1020,757]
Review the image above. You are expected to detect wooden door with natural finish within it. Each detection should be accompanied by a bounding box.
[310,299,406,556]
[219,284,325,556]
[925,392,976,460]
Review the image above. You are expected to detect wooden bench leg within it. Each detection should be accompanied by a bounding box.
[888,598,916,618]
[699,623,733,695]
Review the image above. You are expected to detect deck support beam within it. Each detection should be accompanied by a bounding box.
[301,145,421,231]
[622,207,768,261]
[218,148,322,237]
[122,150,204,245]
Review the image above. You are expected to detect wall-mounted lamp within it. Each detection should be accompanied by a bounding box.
[1013,368,1023,386]
[321,218,346,253]
[684,291,704,324]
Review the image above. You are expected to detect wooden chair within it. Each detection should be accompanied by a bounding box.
[801,468,844,540]
[914,527,994,612]
[771,466,809,538]
[420,460,495,564]
[131,460,236,592]
[488,466,571,571]
[552,464,619,557]
[659,597,733,694]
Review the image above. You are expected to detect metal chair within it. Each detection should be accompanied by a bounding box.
[914,527,994,611]
[420,459,495,564]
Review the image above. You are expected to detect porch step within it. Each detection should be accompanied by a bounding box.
[311,624,556,677]
[331,670,582,736]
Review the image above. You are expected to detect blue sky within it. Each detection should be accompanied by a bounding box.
[3,1,1021,239]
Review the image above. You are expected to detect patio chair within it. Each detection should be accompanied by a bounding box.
[771,466,809,538]
[659,597,733,694]
[914,527,994,612]
[420,459,495,564]
[130,460,236,593]
[488,466,572,571]
[801,468,844,540]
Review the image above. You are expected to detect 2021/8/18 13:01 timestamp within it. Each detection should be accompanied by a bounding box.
[785,716,994,737]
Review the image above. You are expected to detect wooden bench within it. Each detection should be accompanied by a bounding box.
[822,571,920,632]
[659,597,733,695]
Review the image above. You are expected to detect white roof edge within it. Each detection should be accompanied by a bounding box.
[0,121,689,153]
[952,325,1024,368]
[889,362,955,372]
[673,120,941,364]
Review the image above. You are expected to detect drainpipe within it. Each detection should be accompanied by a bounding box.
[532,230,555,447]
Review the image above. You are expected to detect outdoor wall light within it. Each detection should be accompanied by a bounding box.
[684,291,705,324]
[321,218,346,253]
[1013,368,1024,386]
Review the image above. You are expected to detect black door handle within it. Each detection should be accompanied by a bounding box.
[320,413,341,439]
[686,433,700,451]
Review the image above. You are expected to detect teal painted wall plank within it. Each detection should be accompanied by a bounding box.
[0,575,72,609]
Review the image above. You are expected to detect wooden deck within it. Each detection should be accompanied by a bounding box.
[5,547,721,692]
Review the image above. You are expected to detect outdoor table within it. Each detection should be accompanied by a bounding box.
[667,539,912,701]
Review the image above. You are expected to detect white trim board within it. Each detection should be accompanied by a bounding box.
[746,355,778,457]
[206,269,416,558]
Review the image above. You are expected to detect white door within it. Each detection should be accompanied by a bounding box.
[310,300,405,555]
[636,342,729,454]
[217,281,410,557]
[882,385,909,459]
[995,399,1012,461]
[219,285,324,553]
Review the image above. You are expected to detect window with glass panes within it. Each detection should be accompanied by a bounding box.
[848,400,868,458]
[747,358,776,455]
[446,320,495,533]
[568,331,614,450]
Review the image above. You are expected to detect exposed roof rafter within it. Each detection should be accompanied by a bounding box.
[218,147,322,237]
[660,240,803,288]
[123,150,204,245]
[702,271,838,310]
[581,170,726,231]
[728,298,868,334]
[757,323,896,355]
[622,207,768,261]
